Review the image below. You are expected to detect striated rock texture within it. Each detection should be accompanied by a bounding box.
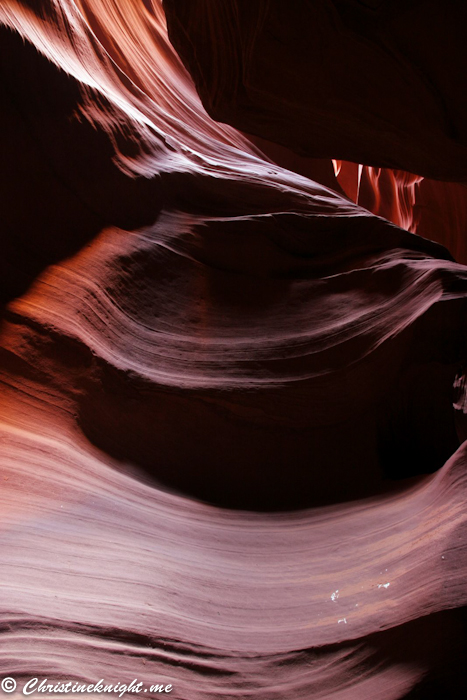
[1,1,467,698]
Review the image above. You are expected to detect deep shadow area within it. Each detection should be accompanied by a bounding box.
[164,0,467,180]
[0,27,162,306]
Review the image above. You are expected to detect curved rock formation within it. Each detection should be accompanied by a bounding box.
[1,1,467,698]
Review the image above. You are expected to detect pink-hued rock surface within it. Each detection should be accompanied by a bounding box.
[1,1,467,698]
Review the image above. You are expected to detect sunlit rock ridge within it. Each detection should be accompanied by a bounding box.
[1,1,467,698]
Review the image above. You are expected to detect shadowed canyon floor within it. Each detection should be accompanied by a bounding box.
[1,1,467,698]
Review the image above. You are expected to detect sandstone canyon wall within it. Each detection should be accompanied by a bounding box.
[1,1,467,698]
